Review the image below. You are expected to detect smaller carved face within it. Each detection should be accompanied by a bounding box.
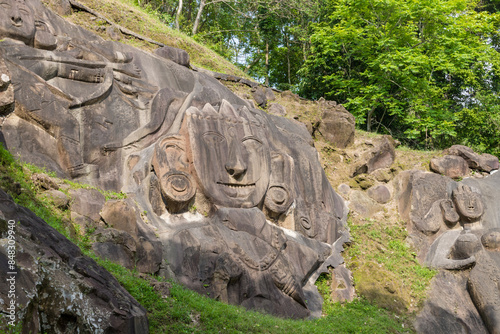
[452,184,484,221]
[186,102,271,208]
[0,0,36,45]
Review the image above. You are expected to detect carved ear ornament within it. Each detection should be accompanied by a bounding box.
[264,152,295,215]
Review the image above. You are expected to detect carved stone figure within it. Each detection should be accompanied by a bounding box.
[397,169,500,332]
[0,0,350,320]
[185,101,271,208]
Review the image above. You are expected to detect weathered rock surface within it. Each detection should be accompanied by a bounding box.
[69,188,105,227]
[349,190,383,218]
[317,102,355,149]
[415,271,487,334]
[0,189,148,333]
[268,103,286,116]
[352,136,396,177]
[367,185,391,204]
[0,0,351,322]
[252,86,268,107]
[154,46,190,68]
[0,56,14,115]
[446,145,500,172]
[429,155,469,179]
[43,189,69,208]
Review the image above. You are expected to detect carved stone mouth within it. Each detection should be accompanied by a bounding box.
[217,182,255,189]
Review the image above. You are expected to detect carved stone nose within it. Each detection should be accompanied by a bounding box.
[225,161,247,178]
[11,15,22,25]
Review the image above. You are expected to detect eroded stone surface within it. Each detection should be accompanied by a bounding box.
[317,102,355,149]
[429,155,469,179]
[0,189,148,333]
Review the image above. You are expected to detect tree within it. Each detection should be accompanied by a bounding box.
[298,0,500,149]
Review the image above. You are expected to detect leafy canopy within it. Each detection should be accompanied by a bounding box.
[298,0,500,149]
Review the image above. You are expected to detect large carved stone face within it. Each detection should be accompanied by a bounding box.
[186,101,271,208]
[0,0,36,45]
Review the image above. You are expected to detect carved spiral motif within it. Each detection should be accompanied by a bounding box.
[264,184,293,214]
[300,216,312,230]
[160,171,196,203]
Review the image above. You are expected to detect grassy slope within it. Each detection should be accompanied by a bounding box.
[1,1,438,333]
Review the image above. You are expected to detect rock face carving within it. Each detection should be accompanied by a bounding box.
[0,0,350,320]
[396,169,500,333]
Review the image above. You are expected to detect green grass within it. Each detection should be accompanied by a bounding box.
[0,143,413,333]
[345,216,436,314]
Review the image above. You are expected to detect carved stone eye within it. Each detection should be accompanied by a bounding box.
[203,132,226,146]
[241,136,263,151]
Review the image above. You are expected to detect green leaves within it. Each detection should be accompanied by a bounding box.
[299,0,500,150]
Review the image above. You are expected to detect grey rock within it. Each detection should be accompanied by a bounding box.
[430,155,469,179]
[69,188,105,223]
[352,136,396,177]
[317,104,355,149]
[349,190,383,217]
[0,56,14,115]
[100,199,138,236]
[367,185,391,204]
[43,189,69,208]
[252,87,267,107]
[106,26,122,41]
[154,46,190,68]
[0,189,148,334]
[415,271,487,334]
[337,183,351,197]
[268,103,286,116]
[446,145,500,172]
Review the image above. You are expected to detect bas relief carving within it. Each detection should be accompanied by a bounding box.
[0,0,350,319]
[404,171,500,333]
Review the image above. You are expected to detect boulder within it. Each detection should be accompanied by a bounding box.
[367,185,391,204]
[371,168,395,183]
[349,190,383,217]
[317,104,355,149]
[252,87,267,107]
[478,153,500,172]
[69,188,105,224]
[106,26,122,41]
[265,87,276,102]
[42,189,69,208]
[100,199,138,236]
[337,183,351,197]
[446,145,499,172]
[0,56,14,115]
[352,136,396,177]
[0,189,148,333]
[429,155,469,179]
[154,46,190,68]
[268,103,286,116]
[30,173,59,190]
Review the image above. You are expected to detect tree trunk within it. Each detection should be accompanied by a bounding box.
[367,105,376,132]
[175,0,183,30]
[265,41,269,86]
[192,0,206,35]
[286,33,291,86]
